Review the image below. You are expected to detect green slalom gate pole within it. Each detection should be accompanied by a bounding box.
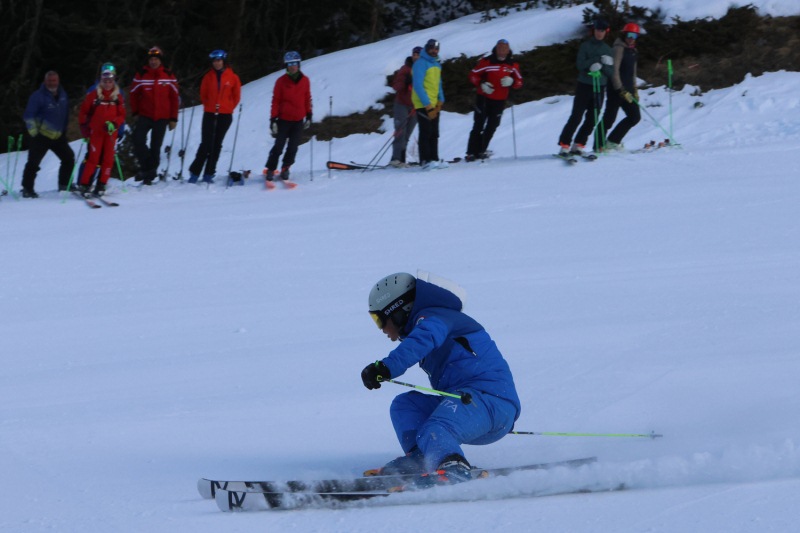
[378,377,473,405]
[511,430,663,439]
[632,93,679,147]
[668,59,674,141]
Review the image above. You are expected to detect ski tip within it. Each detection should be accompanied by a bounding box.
[197,478,214,499]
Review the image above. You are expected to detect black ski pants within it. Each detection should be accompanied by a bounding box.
[558,81,605,149]
[22,134,75,191]
[416,108,440,164]
[602,87,641,145]
[266,119,304,172]
[133,116,169,179]
[189,112,233,178]
[467,94,505,157]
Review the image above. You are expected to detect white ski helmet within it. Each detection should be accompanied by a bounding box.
[368,273,416,329]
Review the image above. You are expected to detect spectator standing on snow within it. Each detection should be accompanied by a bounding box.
[466,38,523,162]
[389,46,421,168]
[76,63,126,197]
[361,272,521,487]
[411,39,446,170]
[129,46,179,185]
[263,51,312,186]
[601,23,642,151]
[188,50,242,184]
[557,18,614,156]
[20,71,75,197]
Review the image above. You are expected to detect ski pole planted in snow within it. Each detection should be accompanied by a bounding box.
[328,96,333,179]
[226,104,244,188]
[668,59,674,141]
[378,377,472,405]
[510,101,518,159]
[511,430,663,439]
[61,140,86,203]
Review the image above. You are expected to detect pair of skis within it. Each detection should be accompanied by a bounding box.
[326,157,463,171]
[553,152,598,165]
[71,190,119,208]
[199,456,615,512]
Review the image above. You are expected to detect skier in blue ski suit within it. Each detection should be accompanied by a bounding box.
[362,273,521,482]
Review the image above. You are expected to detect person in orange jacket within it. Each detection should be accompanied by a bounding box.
[465,39,522,162]
[76,63,126,197]
[188,50,242,184]
[129,46,179,185]
[263,51,312,185]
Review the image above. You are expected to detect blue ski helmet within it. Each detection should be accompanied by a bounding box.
[284,51,302,65]
[209,49,228,61]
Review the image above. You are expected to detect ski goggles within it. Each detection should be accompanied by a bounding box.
[626,32,638,40]
[369,311,386,330]
[286,61,300,67]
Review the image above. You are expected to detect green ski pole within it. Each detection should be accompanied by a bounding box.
[511,430,663,439]
[61,140,86,203]
[1,136,12,195]
[114,153,127,192]
[378,377,473,405]
[589,71,605,153]
[107,121,126,192]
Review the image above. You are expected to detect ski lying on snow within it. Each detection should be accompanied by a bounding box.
[72,190,101,208]
[553,153,578,165]
[628,139,676,154]
[214,479,625,512]
[326,158,462,171]
[198,456,596,499]
[93,195,119,207]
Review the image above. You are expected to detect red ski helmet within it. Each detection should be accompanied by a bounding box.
[622,23,641,34]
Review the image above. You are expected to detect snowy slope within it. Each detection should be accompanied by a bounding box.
[2,2,799,532]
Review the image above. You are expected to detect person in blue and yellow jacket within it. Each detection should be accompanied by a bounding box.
[411,39,446,170]
[362,272,521,487]
[21,71,75,197]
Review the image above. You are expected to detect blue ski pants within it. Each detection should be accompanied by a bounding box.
[389,389,518,470]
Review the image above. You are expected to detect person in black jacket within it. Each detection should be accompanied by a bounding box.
[557,18,614,156]
[601,23,642,150]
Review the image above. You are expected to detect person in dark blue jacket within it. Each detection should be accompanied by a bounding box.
[21,71,75,197]
[362,272,521,485]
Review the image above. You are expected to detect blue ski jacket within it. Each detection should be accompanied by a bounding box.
[381,279,521,418]
[24,83,70,140]
[411,50,444,109]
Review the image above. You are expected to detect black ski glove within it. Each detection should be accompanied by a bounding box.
[361,361,390,390]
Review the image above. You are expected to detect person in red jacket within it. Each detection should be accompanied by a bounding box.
[188,50,242,184]
[263,51,312,186]
[129,46,179,185]
[389,46,421,168]
[465,39,522,162]
[76,64,126,197]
